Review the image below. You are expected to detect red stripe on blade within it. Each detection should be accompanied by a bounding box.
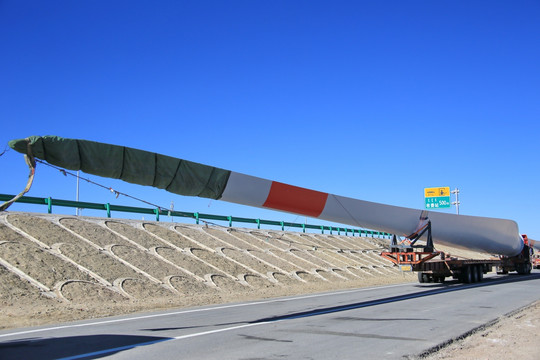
[262,182,329,217]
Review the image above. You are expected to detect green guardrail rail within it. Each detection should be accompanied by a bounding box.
[0,194,391,238]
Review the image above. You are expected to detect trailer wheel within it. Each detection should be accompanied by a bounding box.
[516,264,528,275]
[462,266,472,283]
[418,272,432,283]
[471,266,479,283]
[478,266,484,282]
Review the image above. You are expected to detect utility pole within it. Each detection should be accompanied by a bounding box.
[451,188,460,215]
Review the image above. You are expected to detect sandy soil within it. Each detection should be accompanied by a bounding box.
[1,211,538,359]
[416,300,540,360]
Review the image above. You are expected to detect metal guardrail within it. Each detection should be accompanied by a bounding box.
[0,193,391,238]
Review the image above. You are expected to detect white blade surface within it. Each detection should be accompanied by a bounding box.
[221,172,524,256]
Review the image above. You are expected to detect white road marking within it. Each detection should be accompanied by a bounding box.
[58,322,270,360]
[0,282,412,338]
[56,282,478,360]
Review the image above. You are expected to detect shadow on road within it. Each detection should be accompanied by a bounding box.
[143,273,540,332]
[251,273,540,323]
[0,334,171,360]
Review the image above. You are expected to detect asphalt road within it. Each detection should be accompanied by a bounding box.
[2,272,540,360]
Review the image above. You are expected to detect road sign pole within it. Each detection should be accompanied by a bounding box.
[451,188,460,215]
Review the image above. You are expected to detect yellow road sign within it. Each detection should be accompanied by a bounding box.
[424,187,450,198]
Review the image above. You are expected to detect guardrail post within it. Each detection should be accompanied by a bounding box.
[302,223,306,233]
[46,197,52,214]
[194,212,199,224]
[320,226,324,234]
[280,221,284,231]
[154,208,160,222]
[256,219,260,229]
[227,216,232,227]
[105,203,111,218]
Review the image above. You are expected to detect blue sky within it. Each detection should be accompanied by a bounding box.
[1,1,539,237]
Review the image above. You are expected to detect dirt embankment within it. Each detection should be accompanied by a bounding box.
[0,212,414,329]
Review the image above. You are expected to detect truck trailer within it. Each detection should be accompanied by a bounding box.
[380,222,533,283]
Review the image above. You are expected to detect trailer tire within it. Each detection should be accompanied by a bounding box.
[418,272,425,283]
[516,263,529,275]
[471,266,479,283]
[462,266,472,283]
[478,266,484,282]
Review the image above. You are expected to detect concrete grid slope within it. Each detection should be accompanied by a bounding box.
[0,211,415,329]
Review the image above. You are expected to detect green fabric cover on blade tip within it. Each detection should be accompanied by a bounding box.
[8,136,231,200]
